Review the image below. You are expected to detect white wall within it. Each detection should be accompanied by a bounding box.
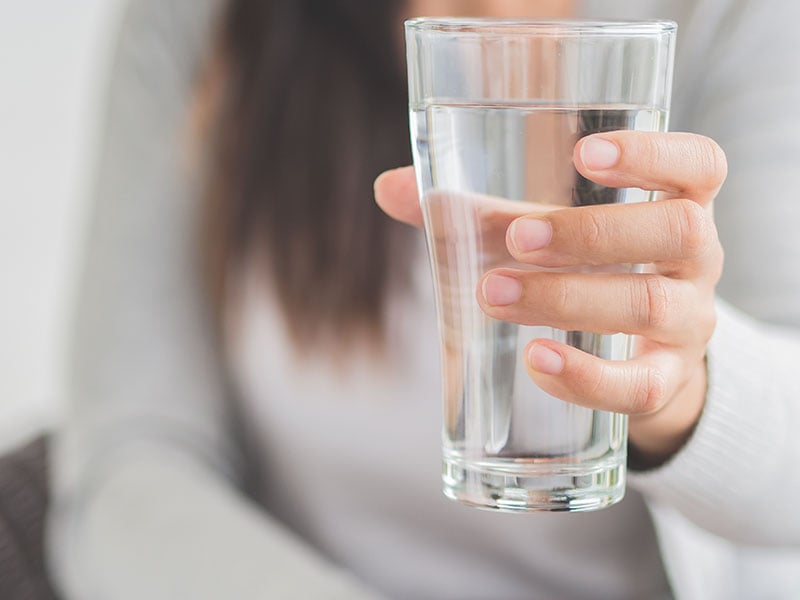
[0,0,124,451]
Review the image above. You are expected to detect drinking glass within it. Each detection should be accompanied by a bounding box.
[406,19,677,512]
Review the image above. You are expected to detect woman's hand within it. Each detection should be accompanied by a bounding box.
[375,131,727,466]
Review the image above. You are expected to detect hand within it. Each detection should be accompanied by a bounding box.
[375,131,727,466]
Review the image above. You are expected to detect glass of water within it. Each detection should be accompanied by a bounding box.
[406,19,677,512]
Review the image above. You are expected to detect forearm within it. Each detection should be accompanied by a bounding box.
[49,444,380,600]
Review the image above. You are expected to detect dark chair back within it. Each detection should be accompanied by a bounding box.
[0,437,59,599]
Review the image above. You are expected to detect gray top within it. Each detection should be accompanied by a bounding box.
[48,0,800,599]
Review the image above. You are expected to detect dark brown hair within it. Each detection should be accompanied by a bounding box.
[203,0,413,350]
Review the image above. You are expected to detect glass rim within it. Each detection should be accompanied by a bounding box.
[405,18,677,36]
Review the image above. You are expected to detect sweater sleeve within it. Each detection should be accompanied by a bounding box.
[629,0,800,547]
[46,1,379,598]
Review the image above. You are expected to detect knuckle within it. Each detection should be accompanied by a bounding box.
[641,275,672,331]
[577,209,605,250]
[700,303,719,343]
[670,199,716,259]
[552,275,572,311]
[578,360,606,400]
[686,301,717,348]
[640,133,667,171]
[629,367,667,414]
[687,134,728,192]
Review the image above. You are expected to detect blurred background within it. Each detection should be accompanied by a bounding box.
[0,0,125,452]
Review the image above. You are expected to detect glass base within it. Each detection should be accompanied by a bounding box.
[442,455,626,513]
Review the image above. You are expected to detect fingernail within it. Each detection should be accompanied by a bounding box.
[528,344,564,375]
[482,274,522,307]
[510,218,552,253]
[581,137,620,170]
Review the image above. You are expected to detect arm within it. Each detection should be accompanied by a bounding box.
[48,1,378,597]
[375,0,800,546]
[626,0,800,546]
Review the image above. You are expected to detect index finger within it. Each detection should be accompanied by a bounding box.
[574,131,728,205]
[374,166,424,228]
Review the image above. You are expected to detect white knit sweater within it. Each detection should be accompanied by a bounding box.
[49,0,800,598]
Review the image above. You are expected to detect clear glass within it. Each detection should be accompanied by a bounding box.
[406,19,677,512]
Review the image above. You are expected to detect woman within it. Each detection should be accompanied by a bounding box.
[49,0,800,598]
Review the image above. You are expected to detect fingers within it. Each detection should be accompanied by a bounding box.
[375,133,728,242]
[526,337,708,455]
[574,131,728,205]
[374,166,423,228]
[524,339,683,416]
[523,337,709,460]
[507,198,723,280]
[479,269,716,346]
